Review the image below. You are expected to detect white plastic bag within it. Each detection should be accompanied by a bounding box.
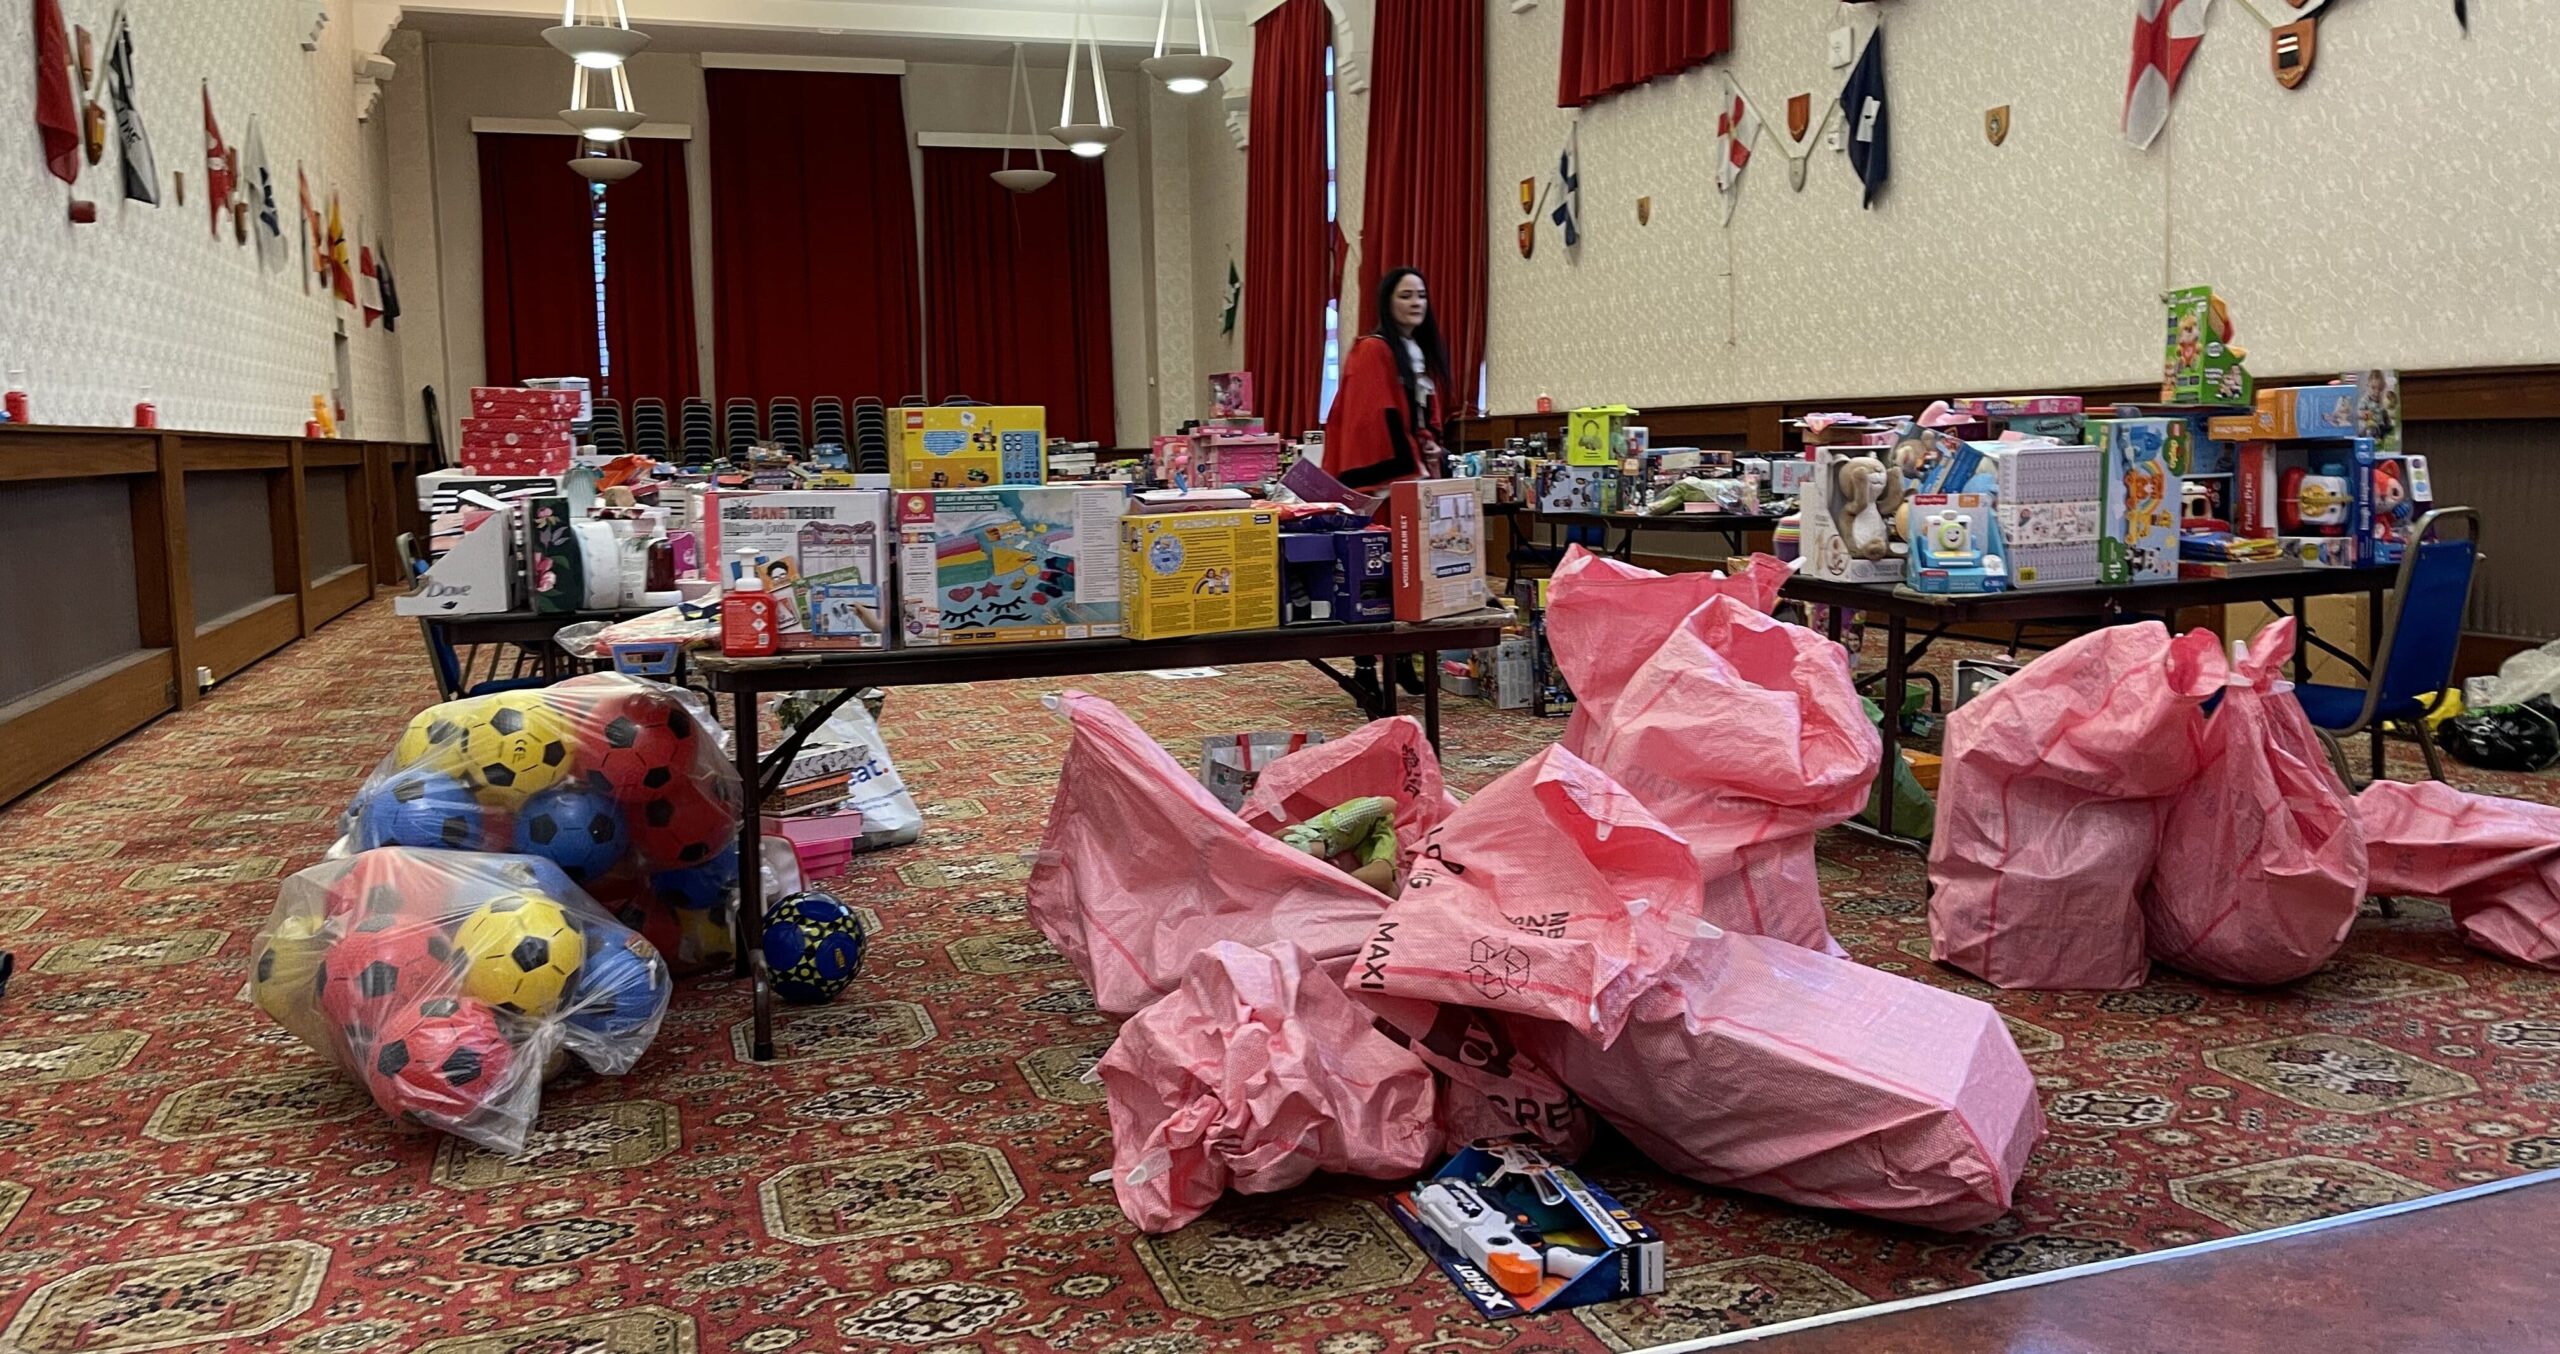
[789,691,923,850]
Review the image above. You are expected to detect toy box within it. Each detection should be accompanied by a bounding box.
[470,386,585,421]
[706,490,895,650]
[1208,371,1255,418]
[895,485,1128,645]
[1389,479,1486,622]
[2160,285,2254,405]
[2092,418,2182,584]
[1536,464,1617,516]
[2236,441,2355,544]
[1565,405,1636,467]
[2251,384,2362,441]
[1905,492,2009,594]
[1990,443,2104,589]
[1798,446,1909,584]
[1280,527,1392,625]
[1198,434,1287,489]
[896,405,1046,489]
[1951,395,2083,419]
[2355,446,2431,568]
[1120,507,1281,640]
[1388,1140,1664,1319]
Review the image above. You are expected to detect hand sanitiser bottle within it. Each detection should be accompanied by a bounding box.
[721,571,779,658]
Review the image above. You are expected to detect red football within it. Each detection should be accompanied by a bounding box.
[364,996,516,1124]
[317,915,464,1034]
[626,783,738,869]
[320,850,457,927]
[584,693,705,804]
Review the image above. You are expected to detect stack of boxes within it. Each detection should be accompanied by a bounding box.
[2217,372,2428,568]
[463,386,582,475]
[1991,443,2106,588]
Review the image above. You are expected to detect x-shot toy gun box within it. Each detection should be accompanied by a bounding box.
[1388,1140,1664,1319]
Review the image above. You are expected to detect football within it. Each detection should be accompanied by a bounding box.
[349,770,485,852]
[320,849,456,927]
[648,847,738,912]
[392,707,470,772]
[366,996,516,1123]
[627,783,737,869]
[249,913,330,1025]
[563,931,672,1040]
[587,693,704,803]
[454,893,588,1017]
[761,890,865,1005]
[511,782,627,883]
[316,913,464,1033]
[456,694,576,807]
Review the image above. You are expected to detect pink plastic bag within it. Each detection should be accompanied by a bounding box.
[1239,716,1458,873]
[1027,692,1393,1015]
[1099,940,1439,1233]
[1545,546,1789,751]
[1567,594,1878,951]
[2360,780,2560,970]
[2142,620,2366,985]
[1511,928,2045,1231]
[1929,623,2230,989]
[1346,744,1704,1045]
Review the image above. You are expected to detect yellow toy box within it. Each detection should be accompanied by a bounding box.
[1565,405,1636,467]
[896,405,1047,489]
[1121,508,1281,640]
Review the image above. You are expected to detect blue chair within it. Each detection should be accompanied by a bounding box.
[2293,506,2482,784]
[400,532,554,703]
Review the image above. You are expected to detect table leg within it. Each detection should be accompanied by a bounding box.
[1614,527,1635,562]
[1825,604,1845,646]
[1878,613,1908,840]
[2292,592,2311,685]
[1423,650,1443,752]
[2369,584,2388,781]
[1380,656,1398,719]
[731,687,774,1062]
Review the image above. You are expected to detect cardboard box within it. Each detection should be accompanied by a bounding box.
[896,485,1127,644]
[1951,395,2083,418]
[1536,464,1617,515]
[2160,285,2253,405]
[1208,371,1255,419]
[470,386,586,421]
[1990,444,2105,589]
[1199,730,1328,810]
[1281,528,1392,625]
[896,405,1047,489]
[1389,479,1486,621]
[1564,405,1635,467]
[1798,447,1908,584]
[2358,448,2431,568]
[2092,418,2182,583]
[396,501,520,616]
[1902,748,1943,793]
[1120,507,1280,640]
[1389,1140,1664,1319]
[706,490,896,650]
[2223,593,2370,685]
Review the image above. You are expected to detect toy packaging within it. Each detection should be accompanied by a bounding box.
[244,848,675,1154]
[471,386,586,422]
[1905,492,2008,594]
[1951,395,2082,419]
[1990,443,2104,588]
[2358,447,2431,566]
[1565,405,1636,467]
[1389,1141,1665,1319]
[1797,446,1909,584]
[1208,371,1256,418]
[896,405,1046,489]
[1120,507,1280,640]
[896,485,1128,644]
[1280,526,1392,625]
[2092,418,2182,584]
[2160,285,2254,405]
[705,490,894,650]
[1536,463,1617,515]
[460,419,575,475]
[1388,478,1487,621]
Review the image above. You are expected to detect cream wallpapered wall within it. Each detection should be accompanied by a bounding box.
[1186,88,1248,415]
[0,0,410,438]
[1482,0,2560,416]
[1148,84,1202,431]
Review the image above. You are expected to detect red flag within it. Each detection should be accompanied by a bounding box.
[359,243,383,325]
[201,81,235,238]
[34,0,79,184]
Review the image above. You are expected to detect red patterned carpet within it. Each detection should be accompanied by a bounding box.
[3,597,2559,1354]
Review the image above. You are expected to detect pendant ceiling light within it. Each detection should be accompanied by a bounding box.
[561,62,643,141]
[545,0,649,69]
[570,141,641,181]
[1143,0,1230,95]
[1047,8,1122,159]
[992,44,1056,193]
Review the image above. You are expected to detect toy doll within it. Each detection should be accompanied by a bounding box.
[1830,455,1907,561]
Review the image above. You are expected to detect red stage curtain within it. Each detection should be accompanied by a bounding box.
[600,136,701,405]
[1244,0,1334,440]
[478,133,602,388]
[1558,0,1732,108]
[705,69,921,406]
[1360,0,1487,415]
[921,149,1116,446]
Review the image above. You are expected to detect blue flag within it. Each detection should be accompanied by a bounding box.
[1839,25,1889,209]
[1550,121,1581,250]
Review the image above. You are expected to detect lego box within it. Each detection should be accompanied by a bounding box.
[1389,479,1487,621]
[2093,418,2182,584]
[896,405,1047,489]
[896,486,1127,645]
[1120,508,1281,640]
[706,490,895,650]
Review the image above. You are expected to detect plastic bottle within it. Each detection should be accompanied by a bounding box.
[5,368,28,424]
[721,573,779,658]
[134,385,157,429]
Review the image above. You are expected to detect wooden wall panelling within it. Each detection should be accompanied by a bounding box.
[130,434,197,710]
[174,436,292,472]
[279,441,309,635]
[365,443,401,587]
[0,649,176,808]
[0,433,155,480]
[193,595,301,685]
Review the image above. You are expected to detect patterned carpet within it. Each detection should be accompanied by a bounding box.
[4,597,2559,1354]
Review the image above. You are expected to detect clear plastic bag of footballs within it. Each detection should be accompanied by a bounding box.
[243,847,675,1154]
[339,673,747,976]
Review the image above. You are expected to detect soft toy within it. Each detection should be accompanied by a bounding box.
[1830,456,1907,562]
[1278,797,1400,892]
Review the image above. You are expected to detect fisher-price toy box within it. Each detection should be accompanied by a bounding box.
[1797,446,1908,584]
[895,486,1127,645]
[705,490,895,651]
[2091,418,2182,584]
[1120,508,1281,640]
[1388,1140,1664,1319]
[896,405,1047,489]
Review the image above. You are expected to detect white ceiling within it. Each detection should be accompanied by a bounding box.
[403,11,1157,67]
[397,0,1254,62]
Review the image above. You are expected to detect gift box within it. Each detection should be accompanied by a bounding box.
[470,387,587,421]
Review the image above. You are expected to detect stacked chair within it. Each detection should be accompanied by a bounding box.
[723,399,762,459]
[630,398,671,462]
[588,399,628,457]
[852,398,893,475]
[767,397,806,456]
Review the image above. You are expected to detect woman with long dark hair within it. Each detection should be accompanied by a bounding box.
[1323,266,1450,489]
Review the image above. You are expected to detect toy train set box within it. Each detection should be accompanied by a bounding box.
[1389,1140,1664,1319]
[895,406,1047,490]
[1121,508,1281,640]
[895,486,1128,645]
[704,491,894,651]
[1388,478,1487,622]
